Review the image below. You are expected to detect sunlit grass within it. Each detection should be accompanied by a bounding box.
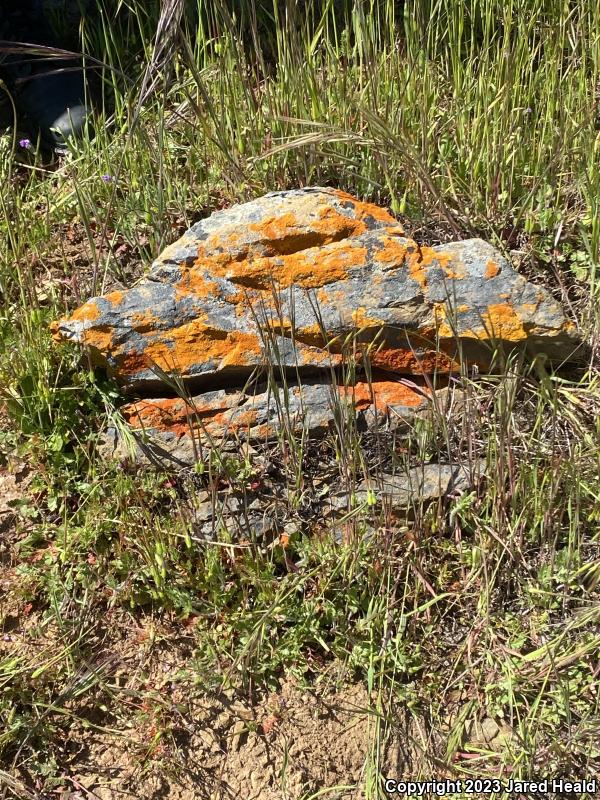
[1,0,599,795]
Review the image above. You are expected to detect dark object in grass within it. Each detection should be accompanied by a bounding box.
[12,58,91,151]
[0,0,92,151]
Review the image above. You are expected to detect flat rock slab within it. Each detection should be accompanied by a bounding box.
[326,462,484,514]
[103,377,453,467]
[185,460,481,544]
[52,188,581,394]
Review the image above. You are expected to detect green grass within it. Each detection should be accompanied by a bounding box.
[1,0,600,796]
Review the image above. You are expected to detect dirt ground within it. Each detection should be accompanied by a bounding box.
[1,481,430,800]
[0,422,510,800]
[2,589,513,800]
[1,610,434,800]
[57,680,419,800]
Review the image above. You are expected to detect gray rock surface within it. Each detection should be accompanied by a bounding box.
[52,188,581,393]
[326,461,484,513]
[101,378,450,467]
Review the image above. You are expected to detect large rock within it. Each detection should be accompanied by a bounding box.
[51,188,580,394]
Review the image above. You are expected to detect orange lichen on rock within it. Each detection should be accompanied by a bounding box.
[297,345,342,368]
[485,260,500,279]
[375,236,412,268]
[339,379,428,411]
[60,300,101,327]
[406,251,429,291]
[290,241,368,288]
[134,320,340,376]
[249,212,310,250]
[163,325,259,371]
[128,309,165,333]
[483,302,577,340]
[123,377,430,443]
[52,190,581,396]
[406,246,457,290]
[175,267,221,300]
[123,397,195,437]
[478,303,531,341]
[371,346,460,374]
[266,321,330,349]
[416,246,452,270]
[317,287,348,307]
[232,409,259,428]
[331,190,400,229]
[454,302,573,342]
[249,248,352,289]
[197,238,369,291]
[433,304,456,340]
[118,323,264,377]
[351,307,384,330]
[78,326,120,360]
[196,192,396,262]
[311,205,368,240]
[123,392,248,437]
[104,290,125,306]
[218,330,264,369]
[247,203,368,255]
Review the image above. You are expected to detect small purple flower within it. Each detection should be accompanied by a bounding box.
[19,138,32,150]
[101,174,114,183]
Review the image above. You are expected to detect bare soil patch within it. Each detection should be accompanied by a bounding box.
[63,680,408,800]
[2,613,431,800]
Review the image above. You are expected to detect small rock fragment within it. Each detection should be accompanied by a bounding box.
[327,461,484,512]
